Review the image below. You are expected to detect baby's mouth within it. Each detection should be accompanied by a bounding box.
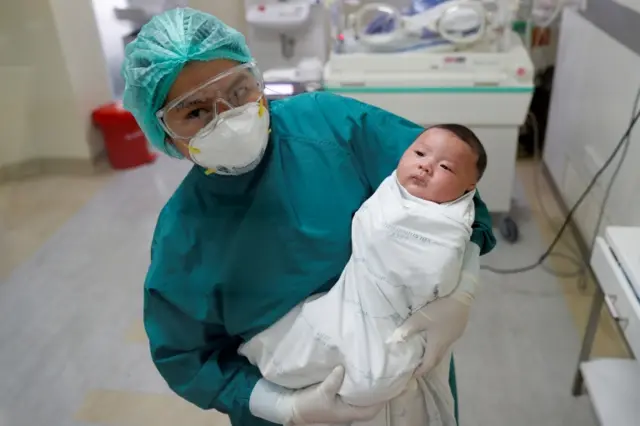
[411,175,428,186]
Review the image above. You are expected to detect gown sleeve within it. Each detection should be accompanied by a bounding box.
[143,203,270,424]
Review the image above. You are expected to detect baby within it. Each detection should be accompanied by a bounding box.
[240,124,486,421]
[396,124,484,204]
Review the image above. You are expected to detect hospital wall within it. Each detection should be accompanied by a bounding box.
[188,0,247,34]
[543,6,640,244]
[0,0,112,179]
[92,0,136,100]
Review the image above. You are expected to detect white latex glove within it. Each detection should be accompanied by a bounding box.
[249,365,384,425]
[389,241,480,377]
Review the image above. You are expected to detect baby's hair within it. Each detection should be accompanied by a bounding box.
[424,124,487,180]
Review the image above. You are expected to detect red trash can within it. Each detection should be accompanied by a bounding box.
[92,101,157,170]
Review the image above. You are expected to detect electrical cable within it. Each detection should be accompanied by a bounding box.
[530,112,585,277]
[482,85,640,275]
[530,87,637,289]
[574,87,640,288]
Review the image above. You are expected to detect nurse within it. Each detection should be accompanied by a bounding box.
[122,8,495,426]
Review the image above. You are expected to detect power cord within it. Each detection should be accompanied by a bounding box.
[529,112,588,281]
[482,85,640,275]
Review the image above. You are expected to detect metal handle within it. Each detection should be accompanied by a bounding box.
[604,294,629,329]
[352,3,402,46]
[435,3,487,45]
[604,294,619,319]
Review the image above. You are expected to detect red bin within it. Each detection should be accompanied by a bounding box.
[92,101,157,170]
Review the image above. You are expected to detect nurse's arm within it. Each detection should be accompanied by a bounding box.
[314,92,496,255]
[467,189,495,254]
[144,287,262,418]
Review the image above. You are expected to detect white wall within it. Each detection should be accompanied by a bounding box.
[543,9,640,243]
[91,0,136,99]
[188,0,247,34]
[0,0,113,170]
[50,0,114,160]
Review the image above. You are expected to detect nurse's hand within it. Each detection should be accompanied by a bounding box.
[249,365,384,425]
[390,292,472,377]
[388,241,480,376]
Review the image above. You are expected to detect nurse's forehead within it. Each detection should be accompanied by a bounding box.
[165,59,241,105]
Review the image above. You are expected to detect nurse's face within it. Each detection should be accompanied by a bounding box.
[160,59,265,159]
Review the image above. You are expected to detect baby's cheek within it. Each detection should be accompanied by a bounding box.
[438,176,466,202]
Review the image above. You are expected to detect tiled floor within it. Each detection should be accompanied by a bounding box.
[0,157,628,426]
[0,171,112,281]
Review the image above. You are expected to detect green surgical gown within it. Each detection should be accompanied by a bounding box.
[144,92,496,425]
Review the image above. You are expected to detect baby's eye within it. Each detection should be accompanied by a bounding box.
[440,164,452,172]
[415,150,425,157]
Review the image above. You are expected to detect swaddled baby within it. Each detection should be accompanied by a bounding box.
[240,124,487,412]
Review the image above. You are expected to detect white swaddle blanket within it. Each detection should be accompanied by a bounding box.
[239,172,475,426]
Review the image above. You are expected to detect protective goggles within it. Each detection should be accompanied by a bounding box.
[156,62,265,140]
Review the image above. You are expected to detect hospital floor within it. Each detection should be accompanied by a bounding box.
[0,157,629,426]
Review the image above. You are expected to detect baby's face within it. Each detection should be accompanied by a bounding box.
[396,128,479,203]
